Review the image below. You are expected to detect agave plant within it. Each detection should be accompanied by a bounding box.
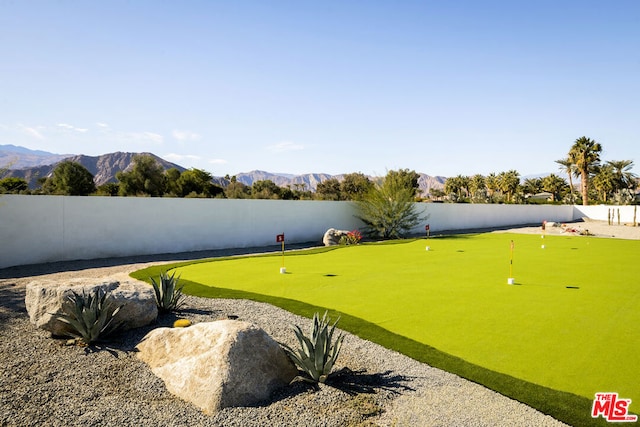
[53,288,122,345]
[150,270,185,313]
[282,311,345,384]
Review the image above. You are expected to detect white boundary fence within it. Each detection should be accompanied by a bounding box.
[2,194,616,269]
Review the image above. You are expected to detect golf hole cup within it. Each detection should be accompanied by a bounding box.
[280,267,286,274]
[507,278,515,285]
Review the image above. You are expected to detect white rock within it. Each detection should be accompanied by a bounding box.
[322,228,350,246]
[25,279,157,336]
[136,320,297,414]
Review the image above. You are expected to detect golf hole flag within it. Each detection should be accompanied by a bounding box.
[276,233,285,270]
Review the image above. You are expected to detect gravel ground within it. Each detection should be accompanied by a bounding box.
[3,220,635,426]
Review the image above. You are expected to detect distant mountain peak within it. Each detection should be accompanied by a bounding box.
[1,145,448,195]
[0,144,71,169]
[1,150,185,188]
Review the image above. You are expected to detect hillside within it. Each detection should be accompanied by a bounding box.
[1,145,447,194]
[231,170,446,195]
[0,144,70,169]
[2,151,185,188]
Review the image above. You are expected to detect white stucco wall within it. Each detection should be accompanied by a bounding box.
[1,195,578,268]
[572,205,639,224]
[408,203,573,234]
[0,196,362,268]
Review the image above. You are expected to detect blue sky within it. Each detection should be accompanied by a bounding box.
[1,1,638,178]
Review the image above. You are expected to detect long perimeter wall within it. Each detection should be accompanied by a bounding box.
[0,195,605,269]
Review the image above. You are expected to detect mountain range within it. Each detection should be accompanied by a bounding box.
[0,145,446,194]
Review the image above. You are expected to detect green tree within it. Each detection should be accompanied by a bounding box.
[485,173,500,202]
[468,174,487,203]
[568,136,602,206]
[444,175,467,201]
[592,164,615,202]
[164,168,182,196]
[316,178,342,201]
[251,180,281,199]
[606,160,637,192]
[95,182,120,196]
[340,172,373,200]
[224,176,251,199]
[0,177,28,194]
[541,174,568,202]
[497,170,520,203]
[385,169,420,197]
[116,155,166,197]
[522,178,543,196]
[43,161,96,196]
[555,157,578,203]
[178,168,223,198]
[356,170,427,239]
[429,188,446,201]
[291,183,314,200]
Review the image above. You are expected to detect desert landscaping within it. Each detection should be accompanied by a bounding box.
[2,220,638,426]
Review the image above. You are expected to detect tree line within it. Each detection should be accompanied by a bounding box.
[1,137,637,205]
[440,137,637,205]
[0,154,397,200]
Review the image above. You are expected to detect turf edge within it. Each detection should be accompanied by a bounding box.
[131,263,613,427]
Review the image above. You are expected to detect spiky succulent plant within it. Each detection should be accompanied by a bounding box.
[150,270,185,313]
[282,311,345,384]
[53,288,122,345]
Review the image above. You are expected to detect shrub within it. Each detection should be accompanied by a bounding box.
[282,311,345,384]
[339,229,363,245]
[150,271,186,313]
[53,288,122,345]
[356,170,427,239]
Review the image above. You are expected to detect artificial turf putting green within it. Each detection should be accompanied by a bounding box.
[132,232,639,424]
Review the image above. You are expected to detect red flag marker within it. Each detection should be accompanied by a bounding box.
[276,233,285,272]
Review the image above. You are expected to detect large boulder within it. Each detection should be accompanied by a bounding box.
[25,279,158,336]
[323,228,350,246]
[136,320,297,414]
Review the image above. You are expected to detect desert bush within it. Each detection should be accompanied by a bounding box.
[150,271,186,313]
[53,288,122,345]
[339,229,363,245]
[356,171,427,239]
[282,311,345,384]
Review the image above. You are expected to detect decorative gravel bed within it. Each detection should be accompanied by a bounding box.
[1,270,565,427]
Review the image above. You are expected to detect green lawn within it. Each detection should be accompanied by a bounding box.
[132,233,639,426]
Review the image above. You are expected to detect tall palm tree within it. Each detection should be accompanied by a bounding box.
[568,136,602,205]
[555,157,577,201]
[606,160,637,192]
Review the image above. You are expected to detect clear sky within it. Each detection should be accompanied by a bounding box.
[1,1,638,178]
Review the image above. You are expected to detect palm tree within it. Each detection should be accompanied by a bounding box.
[497,170,521,203]
[485,173,499,202]
[522,178,543,196]
[542,174,568,202]
[592,164,615,202]
[468,174,487,203]
[606,160,637,192]
[568,136,602,205]
[555,157,577,202]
